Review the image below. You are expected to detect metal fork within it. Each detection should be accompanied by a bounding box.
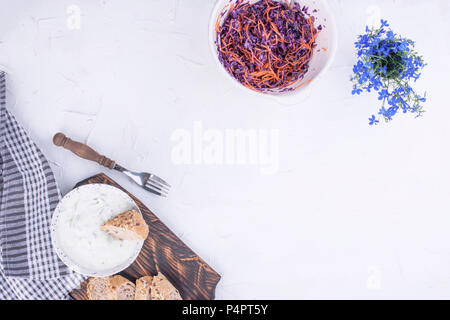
[53,133,170,197]
[113,164,170,197]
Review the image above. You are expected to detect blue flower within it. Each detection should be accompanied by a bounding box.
[386,31,395,41]
[369,115,379,126]
[378,89,389,100]
[381,19,389,27]
[351,19,426,125]
[352,87,363,95]
[419,92,427,103]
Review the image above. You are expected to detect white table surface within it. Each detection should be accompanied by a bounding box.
[1,0,450,299]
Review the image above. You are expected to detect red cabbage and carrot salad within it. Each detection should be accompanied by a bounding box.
[216,0,321,93]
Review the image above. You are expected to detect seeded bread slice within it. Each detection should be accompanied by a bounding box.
[134,276,153,300]
[87,275,135,300]
[87,277,114,300]
[151,273,182,300]
[101,210,149,241]
[110,275,136,300]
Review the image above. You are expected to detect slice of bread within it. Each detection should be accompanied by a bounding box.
[87,275,135,300]
[134,275,153,300]
[150,273,182,300]
[110,275,136,300]
[101,210,149,241]
[87,277,114,300]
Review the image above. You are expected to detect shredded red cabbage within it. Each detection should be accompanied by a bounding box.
[215,0,320,93]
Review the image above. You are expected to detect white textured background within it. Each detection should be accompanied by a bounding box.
[1,0,450,299]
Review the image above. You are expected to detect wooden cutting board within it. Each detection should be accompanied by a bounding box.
[70,173,221,300]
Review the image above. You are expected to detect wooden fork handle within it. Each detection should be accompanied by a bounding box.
[53,133,116,169]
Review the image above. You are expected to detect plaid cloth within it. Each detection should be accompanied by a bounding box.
[0,71,85,299]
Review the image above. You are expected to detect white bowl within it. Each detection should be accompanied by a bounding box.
[51,184,144,277]
[209,0,338,104]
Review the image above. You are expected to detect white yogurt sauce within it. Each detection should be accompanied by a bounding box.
[55,184,142,273]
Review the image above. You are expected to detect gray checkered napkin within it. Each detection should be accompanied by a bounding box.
[0,71,85,299]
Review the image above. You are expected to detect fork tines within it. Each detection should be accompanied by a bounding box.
[144,175,170,197]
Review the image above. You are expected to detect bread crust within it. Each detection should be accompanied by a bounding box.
[101,210,149,240]
[87,275,135,300]
[151,273,182,300]
[109,275,133,291]
[135,275,153,300]
[87,276,113,300]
